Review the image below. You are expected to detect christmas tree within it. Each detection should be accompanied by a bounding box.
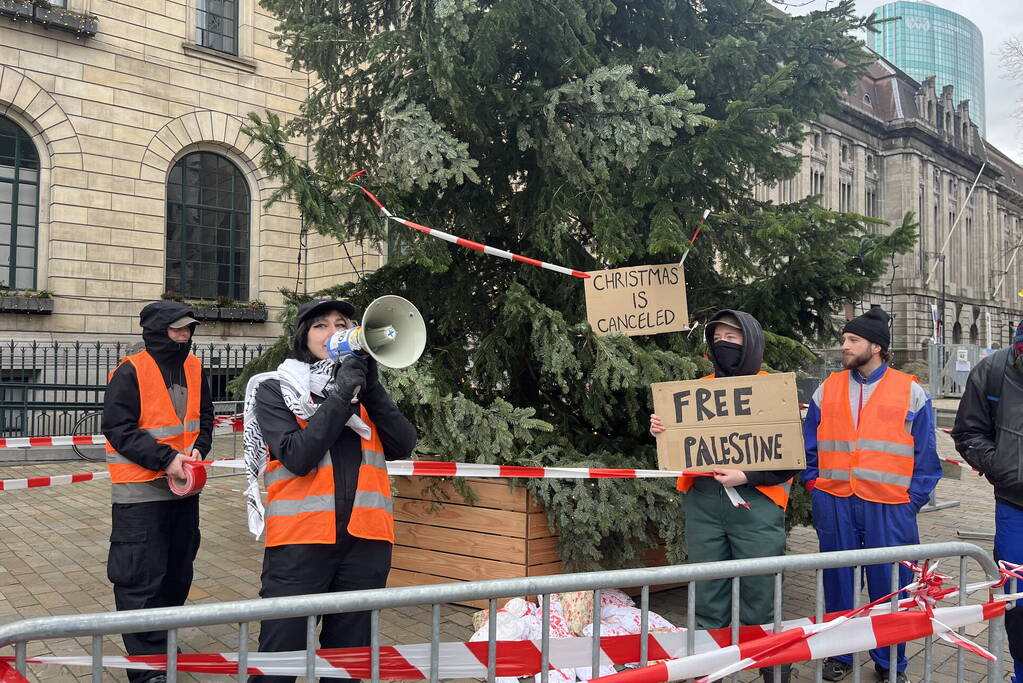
[237,0,916,569]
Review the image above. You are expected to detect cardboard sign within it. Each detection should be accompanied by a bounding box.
[584,264,688,336]
[651,373,805,472]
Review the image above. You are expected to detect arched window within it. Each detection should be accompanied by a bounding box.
[0,116,39,290]
[166,151,250,300]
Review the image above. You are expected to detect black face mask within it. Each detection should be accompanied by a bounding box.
[713,340,744,376]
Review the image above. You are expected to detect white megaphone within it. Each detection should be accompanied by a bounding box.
[325,295,426,369]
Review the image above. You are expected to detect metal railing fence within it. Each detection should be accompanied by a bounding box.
[0,340,265,437]
[0,542,1006,683]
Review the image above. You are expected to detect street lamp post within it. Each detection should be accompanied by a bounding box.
[938,253,946,344]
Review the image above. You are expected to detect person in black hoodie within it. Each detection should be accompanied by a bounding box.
[102,300,214,683]
[951,321,1023,683]
[650,310,800,683]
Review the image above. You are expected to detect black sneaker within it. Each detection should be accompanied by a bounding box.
[821,657,853,681]
[874,663,911,683]
[759,663,794,682]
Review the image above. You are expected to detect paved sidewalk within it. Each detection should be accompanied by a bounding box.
[0,430,1004,682]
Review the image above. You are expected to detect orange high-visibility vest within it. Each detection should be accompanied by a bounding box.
[264,405,395,547]
[674,372,792,509]
[816,367,916,504]
[105,351,202,483]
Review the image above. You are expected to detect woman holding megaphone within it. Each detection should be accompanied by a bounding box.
[243,298,418,683]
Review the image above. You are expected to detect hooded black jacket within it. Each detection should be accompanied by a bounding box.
[102,301,214,472]
[704,309,801,488]
[951,348,1023,510]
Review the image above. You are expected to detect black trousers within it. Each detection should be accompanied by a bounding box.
[250,530,392,683]
[107,496,201,683]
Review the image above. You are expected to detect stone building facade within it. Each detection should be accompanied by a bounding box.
[0,0,373,346]
[757,56,1023,358]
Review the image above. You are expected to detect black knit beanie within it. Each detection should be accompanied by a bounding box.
[843,307,891,349]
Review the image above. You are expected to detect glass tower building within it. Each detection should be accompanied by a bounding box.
[870,1,985,136]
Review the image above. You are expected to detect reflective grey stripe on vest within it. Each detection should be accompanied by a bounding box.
[108,440,195,464]
[362,448,386,468]
[819,439,913,459]
[264,453,331,488]
[112,479,183,503]
[106,452,139,465]
[819,468,850,481]
[779,482,792,493]
[266,493,334,518]
[850,468,912,488]
[818,440,855,453]
[854,439,915,458]
[144,424,184,439]
[140,420,199,440]
[353,489,393,513]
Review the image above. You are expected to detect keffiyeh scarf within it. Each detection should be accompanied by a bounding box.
[242,358,370,538]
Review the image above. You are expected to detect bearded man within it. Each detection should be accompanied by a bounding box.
[801,307,940,683]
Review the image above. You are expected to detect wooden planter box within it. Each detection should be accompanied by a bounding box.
[388,477,675,609]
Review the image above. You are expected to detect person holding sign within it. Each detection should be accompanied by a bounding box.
[650,310,799,683]
[802,308,940,683]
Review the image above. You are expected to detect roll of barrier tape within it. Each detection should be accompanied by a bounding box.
[169,460,208,496]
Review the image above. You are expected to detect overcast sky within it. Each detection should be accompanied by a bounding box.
[768,0,1023,163]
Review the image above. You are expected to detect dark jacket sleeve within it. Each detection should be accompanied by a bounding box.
[192,367,215,457]
[255,379,357,476]
[951,356,998,474]
[745,468,802,487]
[101,363,177,471]
[358,380,418,461]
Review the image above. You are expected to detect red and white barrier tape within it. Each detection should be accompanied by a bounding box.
[589,558,1020,683]
[352,179,590,280]
[218,459,748,506]
[0,458,752,506]
[589,602,1004,683]
[0,434,106,449]
[167,460,208,496]
[0,470,109,491]
[0,417,244,450]
[0,602,1005,680]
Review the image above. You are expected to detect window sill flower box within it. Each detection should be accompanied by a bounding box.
[237,307,267,323]
[0,294,54,315]
[192,306,220,322]
[191,305,266,323]
[0,0,33,20]
[6,2,100,37]
[218,307,267,323]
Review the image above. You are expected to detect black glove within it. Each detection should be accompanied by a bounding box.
[364,355,380,389]
[332,355,368,400]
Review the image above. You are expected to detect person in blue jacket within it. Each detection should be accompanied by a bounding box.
[802,308,941,683]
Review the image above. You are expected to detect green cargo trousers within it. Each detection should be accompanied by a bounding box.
[683,476,787,629]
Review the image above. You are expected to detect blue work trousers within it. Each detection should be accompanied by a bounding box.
[996,501,1023,683]
[812,490,920,673]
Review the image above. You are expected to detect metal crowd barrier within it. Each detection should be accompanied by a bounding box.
[0,542,1005,682]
